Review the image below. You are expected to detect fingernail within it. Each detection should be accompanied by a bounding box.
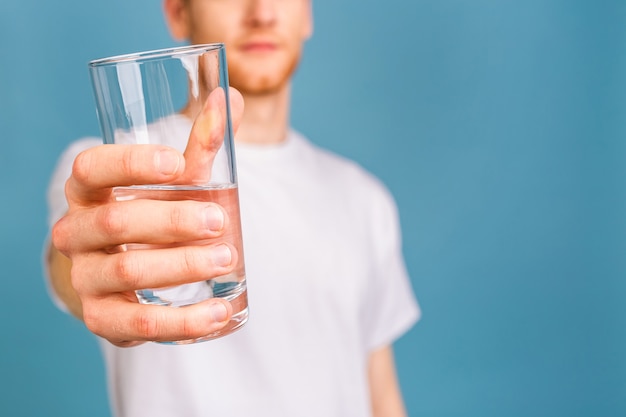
[208,302,228,322]
[156,149,180,175]
[211,244,232,267]
[204,205,224,231]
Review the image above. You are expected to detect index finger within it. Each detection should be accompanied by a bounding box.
[67,144,185,204]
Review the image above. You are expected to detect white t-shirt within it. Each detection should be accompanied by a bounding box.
[46,123,420,417]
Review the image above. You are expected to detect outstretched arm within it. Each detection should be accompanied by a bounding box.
[368,345,408,417]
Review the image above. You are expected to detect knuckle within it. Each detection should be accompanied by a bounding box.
[98,204,127,238]
[113,252,142,289]
[179,310,208,340]
[68,257,94,296]
[180,247,201,275]
[63,177,74,202]
[180,314,193,338]
[72,150,94,184]
[120,146,138,177]
[68,263,86,294]
[50,217,70,252]
[168,204,189,233]
[81,305,102,335]
[134,310,161,339]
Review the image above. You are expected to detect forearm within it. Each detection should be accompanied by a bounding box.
[47,243,84,320]
[368,345,408,417]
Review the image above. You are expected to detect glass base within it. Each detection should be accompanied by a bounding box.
[137,281,248,344]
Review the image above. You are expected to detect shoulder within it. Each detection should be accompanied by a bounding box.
[294,131,396,205]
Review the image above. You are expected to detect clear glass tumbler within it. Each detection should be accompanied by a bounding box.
[88,44,248,344]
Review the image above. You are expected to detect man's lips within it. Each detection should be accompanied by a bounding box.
[240,41,278,52]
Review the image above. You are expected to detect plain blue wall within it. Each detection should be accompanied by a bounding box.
[1,1,624,416]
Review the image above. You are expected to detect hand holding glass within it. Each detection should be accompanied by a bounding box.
[88,44,248,344]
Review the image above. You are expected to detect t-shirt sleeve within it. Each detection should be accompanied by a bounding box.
[361,182,421,352]
[42,137,102,311]
[46,138,103,227]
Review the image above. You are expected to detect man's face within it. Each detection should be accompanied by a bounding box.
[168,0,312,96]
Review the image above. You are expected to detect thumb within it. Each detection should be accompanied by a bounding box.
[179,87,228,184]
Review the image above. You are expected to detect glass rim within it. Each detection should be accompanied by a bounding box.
[88,43,224,67]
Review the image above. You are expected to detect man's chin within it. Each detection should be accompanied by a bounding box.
[228,56,300,96]
[229,74,291,96]
[234,83,285,96]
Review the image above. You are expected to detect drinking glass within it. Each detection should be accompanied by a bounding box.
[88,44,248,343]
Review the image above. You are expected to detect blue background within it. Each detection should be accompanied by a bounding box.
[1,0,624,416]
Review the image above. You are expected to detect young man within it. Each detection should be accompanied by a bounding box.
[46,0,420,416]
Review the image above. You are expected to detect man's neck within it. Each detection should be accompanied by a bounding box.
[235,83,291,145]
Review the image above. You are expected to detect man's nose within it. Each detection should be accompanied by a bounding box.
[244,0,277,28]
